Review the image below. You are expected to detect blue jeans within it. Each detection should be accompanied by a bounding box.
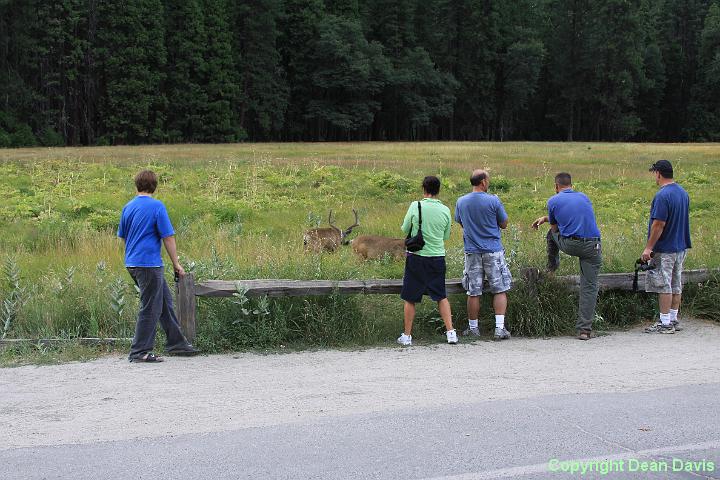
[127,267,189,359]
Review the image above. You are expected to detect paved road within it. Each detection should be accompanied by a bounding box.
[2,384,719,479]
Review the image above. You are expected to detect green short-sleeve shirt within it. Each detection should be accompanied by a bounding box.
[401,198,452,257]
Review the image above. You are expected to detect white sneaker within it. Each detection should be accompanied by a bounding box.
[493,327,511,340]
[446,330,458,344]
[462,327,481,337]
[397,333,412,346]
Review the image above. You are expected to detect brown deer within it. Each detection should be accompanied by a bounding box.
[303,209,360,252]
[351,235,406,260]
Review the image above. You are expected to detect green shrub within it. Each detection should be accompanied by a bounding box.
[39,127,65,147]
[10,124,37,147]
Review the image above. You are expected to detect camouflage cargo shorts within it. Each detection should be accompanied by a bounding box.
[645,250,688,295]
[462,251,512,296]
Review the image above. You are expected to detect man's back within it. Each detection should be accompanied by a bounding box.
[118,196,175,267]
[548,190,601,238]
[454,192,507,253]
[650,183,691,253]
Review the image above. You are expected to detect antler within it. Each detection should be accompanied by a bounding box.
[328,210,341,232]
[342,209,360,237]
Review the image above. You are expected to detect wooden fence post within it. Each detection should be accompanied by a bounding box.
[522,267,541,301]
[176,273,197,342]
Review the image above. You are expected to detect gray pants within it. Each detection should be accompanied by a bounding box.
[127,267,189,359]
[547,230,602,332]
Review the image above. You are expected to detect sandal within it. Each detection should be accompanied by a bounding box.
[130,352,164,363]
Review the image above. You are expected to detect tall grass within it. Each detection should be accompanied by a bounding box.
[0,142,718,350]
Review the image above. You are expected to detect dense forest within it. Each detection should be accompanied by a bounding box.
[1,0,719,145]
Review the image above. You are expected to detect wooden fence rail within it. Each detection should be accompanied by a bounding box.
[176,268,718,342]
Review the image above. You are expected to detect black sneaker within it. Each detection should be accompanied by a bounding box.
[671,320,683,331]
[644,322,675,334]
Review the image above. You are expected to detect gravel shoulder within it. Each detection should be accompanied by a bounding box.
[1,319,719,450]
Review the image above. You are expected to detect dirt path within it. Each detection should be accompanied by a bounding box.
[1,320,719,450]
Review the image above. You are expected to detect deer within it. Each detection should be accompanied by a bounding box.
[351,235,406,260]
[303,209,360,253]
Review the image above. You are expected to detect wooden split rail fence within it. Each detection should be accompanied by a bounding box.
[175,268,718,342]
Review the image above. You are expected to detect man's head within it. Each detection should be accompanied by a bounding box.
[554,172,572,193]
[422,175,441,196]
[470,169,489,191]
[649,160,673,185]
[135,170,158,194]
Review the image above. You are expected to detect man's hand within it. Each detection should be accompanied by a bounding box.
[641,248,653,263]
[174,264,186,277]
[531,216,548,230]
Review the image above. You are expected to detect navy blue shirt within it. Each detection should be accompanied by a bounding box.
[118,196,175,267]
[648,183,691,253]
[547,189,601,239]
[454,192,508,253]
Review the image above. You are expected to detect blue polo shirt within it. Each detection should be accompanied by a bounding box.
[547,189,601,239]
[117,196,175,267]
[454,192,508,253]
[648,183,691,253]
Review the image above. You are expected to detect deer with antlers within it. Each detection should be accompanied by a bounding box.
[351,235,406,260]
[303,209,360,252]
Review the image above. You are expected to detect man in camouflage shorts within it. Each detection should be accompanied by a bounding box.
[454,169,512,340]
[642,160,691,334]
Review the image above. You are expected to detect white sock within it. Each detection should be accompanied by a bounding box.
[660,313,671,326]
[495,315,505,329]
[468,319,478,329]
[669,309,679,322]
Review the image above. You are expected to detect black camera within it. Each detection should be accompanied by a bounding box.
[635,259,655,272]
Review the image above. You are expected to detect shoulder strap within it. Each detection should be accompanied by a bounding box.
[417,201,422,228]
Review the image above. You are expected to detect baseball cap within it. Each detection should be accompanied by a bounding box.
[649,160,673,176]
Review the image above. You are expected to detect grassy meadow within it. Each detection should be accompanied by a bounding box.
[0,142,719,356]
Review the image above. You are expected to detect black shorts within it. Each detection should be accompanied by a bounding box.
[400,253,447,303]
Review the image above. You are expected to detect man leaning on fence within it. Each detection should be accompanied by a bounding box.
[532,173,602,341]
[118,170,198,362]
[454,169,512,341]
[641,160,691,334]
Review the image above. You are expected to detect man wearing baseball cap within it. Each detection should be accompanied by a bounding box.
[641,160,691,334]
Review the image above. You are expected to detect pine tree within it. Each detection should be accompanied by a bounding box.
[305,14,389,139]
[279,0,325,139]
[689,2,720,139]
[96,0,167,144]
[164,0,207,142]
[200,0,243,142]
[233,0,288,139]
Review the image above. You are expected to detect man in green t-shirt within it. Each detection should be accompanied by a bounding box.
[397,176,458,346]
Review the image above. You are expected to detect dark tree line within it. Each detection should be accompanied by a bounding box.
[1,0,720,146]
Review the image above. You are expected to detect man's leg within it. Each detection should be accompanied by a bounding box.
[467,295,481,322]
[658,293,672,314]
[577,242,602,333]
[403,301,416,336]
[546,229,561,272]
[671,294,682,310]
[158,276,191,350]
[437,298,453,331]
[128,268,164,359]
[493,292,507,315]
[644,252,676,333]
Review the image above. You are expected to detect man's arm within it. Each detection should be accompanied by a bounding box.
[400,204,414,235]
[642,219,666,261]
[531,215,548,229]
[162,236,185,276]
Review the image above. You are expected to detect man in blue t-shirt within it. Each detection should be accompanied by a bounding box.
[118,170,197,362]
[641,160,691,334]
[532,172,602,340]
[454,169,511,340]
